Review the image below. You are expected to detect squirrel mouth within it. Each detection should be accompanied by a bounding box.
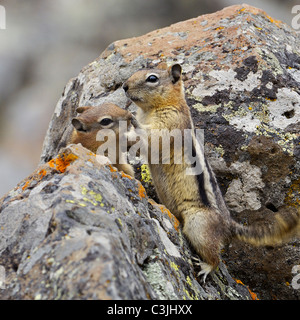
[126,93,142,102]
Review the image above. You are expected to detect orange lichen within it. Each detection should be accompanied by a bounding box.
[48,153,78,173]
[38,169,47,178]
[265,14,282,27]
[249,290,259,300]
[148,199,180,231]
[22,181,30,191]
[88,151,96,157]
[234,278,259,300]
[108,165,117,173]
[120,171,133,180]
[138,183,147,198]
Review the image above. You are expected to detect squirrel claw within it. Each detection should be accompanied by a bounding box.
[192,256,213,283]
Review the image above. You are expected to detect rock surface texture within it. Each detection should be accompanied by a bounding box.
[1,5,300,299]
[0,144,252,300]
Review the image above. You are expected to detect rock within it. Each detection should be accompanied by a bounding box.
[1,4,300,299]
[0,144,252,300]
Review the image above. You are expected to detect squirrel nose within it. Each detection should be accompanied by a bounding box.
[123,83,129,92]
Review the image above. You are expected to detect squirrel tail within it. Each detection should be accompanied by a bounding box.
[230,209,300,246]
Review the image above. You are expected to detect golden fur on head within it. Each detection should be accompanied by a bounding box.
[123,64,186,112]
[70,103,134,177]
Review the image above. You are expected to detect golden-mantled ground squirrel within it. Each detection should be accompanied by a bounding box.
[123,63,300,281]
[70,103,134,177]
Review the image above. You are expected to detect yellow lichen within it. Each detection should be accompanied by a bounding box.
[140,164,152,183]
[170,261,179,272]
[186,276,192,287]
[79,186,104,206]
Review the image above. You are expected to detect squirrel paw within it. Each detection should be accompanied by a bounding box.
[192,256,214,283]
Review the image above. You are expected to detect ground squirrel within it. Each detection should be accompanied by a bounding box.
[123,63,300,281]
[70,103,134,177]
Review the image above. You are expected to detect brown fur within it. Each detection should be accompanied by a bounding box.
[123,64,300,280]
[69,103,134,177]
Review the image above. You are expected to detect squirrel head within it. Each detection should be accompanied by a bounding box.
[123,64,184,111]
[71,103,132,135]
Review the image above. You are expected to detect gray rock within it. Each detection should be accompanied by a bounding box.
[0,144,251,299]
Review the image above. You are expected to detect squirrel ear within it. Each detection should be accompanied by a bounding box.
[170,64,182,84]
[72,118,86,132]
[76,106,92,114]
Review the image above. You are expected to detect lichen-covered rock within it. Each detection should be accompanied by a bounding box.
[0,144,252,300]
[41,4,300,212]
[1,4,300,299]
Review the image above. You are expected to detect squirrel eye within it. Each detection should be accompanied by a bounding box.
[99,118,113,126]
[146,75,159,83]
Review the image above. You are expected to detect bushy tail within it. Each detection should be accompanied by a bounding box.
[230,209,300,246]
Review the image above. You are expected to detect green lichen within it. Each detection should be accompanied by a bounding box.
[80,185,104,206]
[186,275,192,287]
[170,261,179,273]
[83,197,98,206]
[256,48,284,76]
[88,190,103,202]
[214,145,225,157]
[65,185,106,209]
[182,276,200,300]
[142,255,178,300]
[192,102,220,113]
[81,186,88,196]
[78,202,87,207]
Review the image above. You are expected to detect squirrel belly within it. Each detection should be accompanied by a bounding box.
[123,63,300,281]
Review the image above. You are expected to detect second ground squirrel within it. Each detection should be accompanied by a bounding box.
[70,103,134,177]
[123,63,300,281]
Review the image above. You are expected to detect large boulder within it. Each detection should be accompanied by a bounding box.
[1,4,299,299]
[0,144,252,299]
